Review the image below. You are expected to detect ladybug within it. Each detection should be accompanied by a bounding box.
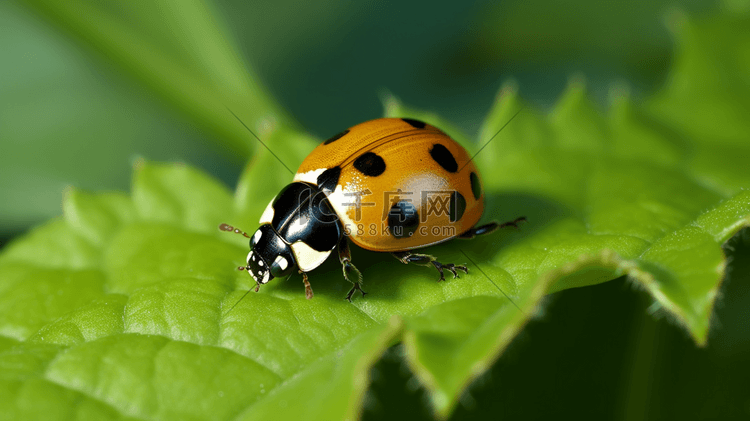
[221,118,525,301]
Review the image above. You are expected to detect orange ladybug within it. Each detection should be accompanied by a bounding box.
[221,118,524,301]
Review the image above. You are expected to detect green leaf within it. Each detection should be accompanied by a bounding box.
[646,12,750,194]
[389,14,748,417]
[2,8,750,421]
[0,161,405,421]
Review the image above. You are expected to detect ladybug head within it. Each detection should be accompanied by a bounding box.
[244,224,296,287]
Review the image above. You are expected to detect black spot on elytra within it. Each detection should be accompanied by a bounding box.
[388,200,419,239]
[316,166,341,194]
[449,191,466,222]
[470,172,481,200]
[323,129,349,145]
[402,118,426,129]
[353,152,386,177]
[430,144,458,173]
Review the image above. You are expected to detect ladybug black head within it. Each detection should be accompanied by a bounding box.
[245,224,296,286]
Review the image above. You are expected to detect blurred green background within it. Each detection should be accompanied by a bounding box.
[1,0,723,239]
[2,0,748,419]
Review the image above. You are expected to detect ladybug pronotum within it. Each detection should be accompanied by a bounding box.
[221,118,525,301]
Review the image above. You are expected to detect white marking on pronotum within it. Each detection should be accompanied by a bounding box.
[274,255,289,271]
[290,241,331,272]
[261,271,270,284]
[252,230,262,244]
[258,259,264,267]
[259,197,276,225]
[246,251,254,265]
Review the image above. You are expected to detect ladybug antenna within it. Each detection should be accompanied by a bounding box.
[222,284,260,317]
[219,223,252,238]
[222,279,262,317]
[225,107,294,175]
[459,106,524,173]
[458,249,525,314]
[220,222,262,316]
[222,271,296,316]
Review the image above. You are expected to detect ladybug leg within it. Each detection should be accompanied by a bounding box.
[458,217,527,239]
[338,237,366,302]
[300,271,314,300]
[498,216,527,229]
[392,252,468,282]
